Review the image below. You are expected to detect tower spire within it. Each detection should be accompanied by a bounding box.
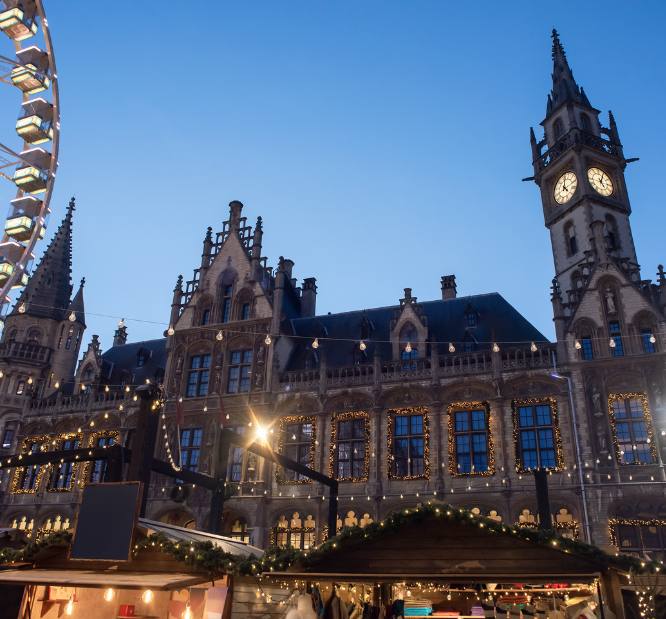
[11,197,76,320]
[547,29,590,115]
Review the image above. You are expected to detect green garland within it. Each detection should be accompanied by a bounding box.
[1,504,661,579]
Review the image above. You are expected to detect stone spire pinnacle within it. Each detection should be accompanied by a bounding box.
[547,29,590,115]
[11,197,76,320]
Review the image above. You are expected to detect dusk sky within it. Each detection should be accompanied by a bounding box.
[2,1,666,347]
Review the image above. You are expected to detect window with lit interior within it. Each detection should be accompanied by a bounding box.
[609,394,656,465]
[390,409,427,478]
[333,414,367,480]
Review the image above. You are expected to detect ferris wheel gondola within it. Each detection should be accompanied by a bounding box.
[0,0,59,312]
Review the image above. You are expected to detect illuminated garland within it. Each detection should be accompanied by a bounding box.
[328,411,370,482]
[11,434,53,494]
[608,517,666,550]
[276,415,317,485]
[387,407,430,480]
[45,432,83,493]
[447,401,495,477]
[511,397,564,473]
[607,393,658,465]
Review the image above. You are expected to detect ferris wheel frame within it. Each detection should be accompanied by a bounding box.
[0,0,59,312]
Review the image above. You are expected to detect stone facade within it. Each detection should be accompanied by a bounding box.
[0,31,665,562]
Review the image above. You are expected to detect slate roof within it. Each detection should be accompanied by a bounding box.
[101,338,167,386]
[285,293,549,371]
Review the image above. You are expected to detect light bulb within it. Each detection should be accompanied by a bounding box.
[574,339,582,350]
[265,334,272,345]
[650,334,656,344]
[17,302,26,314]
[104,385,109,392]
[65,598,74,615]
[448,342,455,353]
[0,370,4,378]
[609,338,616,348]
[68,311,76,322]
[167,325,175,336]
[530,341,537,353]
[183,604,193,619]
[104,588,114,602]
[27,376,33,385]
[492,343,500,353]
[125,385,130,393]
[142,589,153,604]
[312,338,319,349]
[54,381,60,389]
[359,340,366,351]
[216,330,224,341]
[203,405,208,412]
[405,342,412,353]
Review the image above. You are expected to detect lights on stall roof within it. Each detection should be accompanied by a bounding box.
[103,588,114,602]
[448,342,455,353]
[142,589,154,604]
[312,337,319,349]
[216,329,224,341]
[574,339,582,350]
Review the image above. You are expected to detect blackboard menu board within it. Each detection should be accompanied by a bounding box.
[70,482,141,561]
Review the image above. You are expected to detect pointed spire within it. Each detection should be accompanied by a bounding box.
[11,197,76,320]
[547,29,589,115]
[67,277,86,326]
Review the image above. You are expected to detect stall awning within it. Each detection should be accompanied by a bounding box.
[0,568,208,590]
[137,518,262,558]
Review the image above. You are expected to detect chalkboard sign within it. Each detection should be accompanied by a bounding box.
[70,482,141,561]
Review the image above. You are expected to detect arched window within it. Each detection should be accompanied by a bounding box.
[399,323,418,369]
[605,214,620,250]
[221,285,233,323]
[564,221,577,256]
[26,328,41,344]
[634,312,658,355]
[574,320,595,360]
[200,308,211,326]
[553,117,564,140]
[275,512,316,550]
[580,113,591,132]
[230,518,250,543]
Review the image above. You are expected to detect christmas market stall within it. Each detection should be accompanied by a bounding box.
[0,492,263,619]
[260,504,662,619]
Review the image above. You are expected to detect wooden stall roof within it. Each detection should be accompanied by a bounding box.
[0,568,207,590]
[275,513,610,583]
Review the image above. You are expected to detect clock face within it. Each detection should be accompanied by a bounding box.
[553,171,578,204]
[587,167,614,196]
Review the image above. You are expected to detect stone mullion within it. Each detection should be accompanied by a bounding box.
[430,401,445,492]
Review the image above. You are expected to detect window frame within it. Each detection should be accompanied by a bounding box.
[608,320,624,357]
[226,348,253,394]
[609,518,666,557]
[185,353,211,398]
[274,514,317,550]
[87,431,119,484]
[330,411,369,482]
[512,398,564,473]
[12,436,49,494]
[608,393,657,465]
[387,407,430,480]
[447,401,495,477]
[640,328,656,354]
[221,285,233,323]
[277,415,316,484]
[47,433,82,492]
[179,427,203,473]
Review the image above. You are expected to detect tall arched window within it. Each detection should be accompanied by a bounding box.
[605,214,620,250]
[564,221,577,256]
[553,117,564,140]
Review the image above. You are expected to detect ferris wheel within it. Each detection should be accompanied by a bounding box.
[0,0,59,312]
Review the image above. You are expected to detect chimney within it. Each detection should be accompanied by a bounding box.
[113,319,127,347]
[301,278,317,317]
[228,200,243,229]
[441,275,457,300]
[281,257,294,280]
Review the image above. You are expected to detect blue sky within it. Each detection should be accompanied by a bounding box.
[3,1,666,347]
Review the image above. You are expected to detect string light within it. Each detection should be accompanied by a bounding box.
[142,589,153,604]
[650,334,657,344]
[17,302,26,313]
[265,334,272,346]
[405,342,412,353]
[609,338,616,348]
[530,341,537,352]
[0,370,3,378]
[574,339,582,350]
[312,338,319,349]
[492,342,500,353]
[183,604,193,619]
[103,588,114,602]
[216,329,224,341]
[448,342,455,353]
[359,340,366,351]
[68,310,76,322]
[167,325,175,336]
[65,597,74,615]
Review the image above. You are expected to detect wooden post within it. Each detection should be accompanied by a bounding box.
[126,383,160,517]
[534,468,552,529]
[208,429,233,534]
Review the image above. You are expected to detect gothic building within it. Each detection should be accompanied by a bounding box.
[0,31,664,561]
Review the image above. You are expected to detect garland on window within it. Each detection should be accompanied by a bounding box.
[328,411,370,482]
[607,393,658,465]
[276,415,317,485]
[387,407,430,480]
[79,430,121,485]
[45,432,84,493]
[511,397,564,473]
[10,434,56,494]
[608,517,666,549]
[447,401,495,477]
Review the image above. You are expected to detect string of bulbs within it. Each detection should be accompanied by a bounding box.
[5,299,660,352]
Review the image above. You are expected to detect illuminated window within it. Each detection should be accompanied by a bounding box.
[227,350,252,393]
[609,394,656,465]
[514,400,561,471]
[90,433,117,483]
[451,404,491,475]
[610,519,666,558]
[15,442,41,491]
[15,380,25,395]
[280,417,314,482]
[333,414,367,480]
[275,513,316,550]
[390,409,427,478]
[185,354,210,397]
[229,519,249,543]
[48,436,80,491]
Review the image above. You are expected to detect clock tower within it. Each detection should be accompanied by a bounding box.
[530,30,639,299]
